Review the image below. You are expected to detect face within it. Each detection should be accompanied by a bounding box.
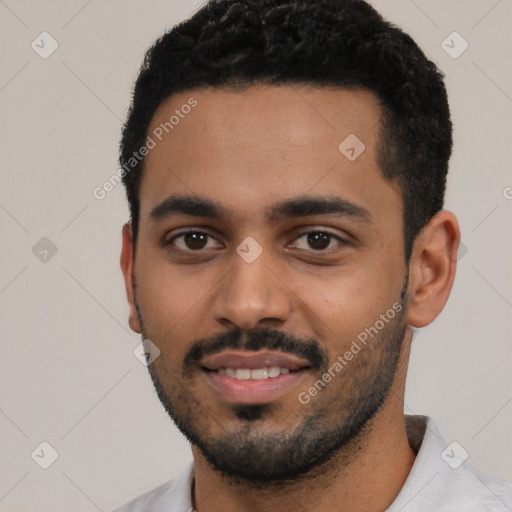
[124,85,410,483]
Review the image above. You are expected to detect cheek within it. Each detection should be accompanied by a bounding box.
[134,256,211,344]
[289,264,402,350]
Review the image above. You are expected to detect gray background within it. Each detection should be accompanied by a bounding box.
[1,0,511,510]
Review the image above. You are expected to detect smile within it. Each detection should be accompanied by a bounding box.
[215,367,291,380]
[200,350,311,404]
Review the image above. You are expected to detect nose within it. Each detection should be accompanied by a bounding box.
[211,250,292,331]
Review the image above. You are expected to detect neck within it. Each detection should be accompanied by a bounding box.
[192,333,416,512]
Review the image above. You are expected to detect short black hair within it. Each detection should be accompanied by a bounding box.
[120,0,452,260]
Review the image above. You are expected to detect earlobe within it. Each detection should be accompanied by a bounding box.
[120,222,142,334]
[406,210,460,328]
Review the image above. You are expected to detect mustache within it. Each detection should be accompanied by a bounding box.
[183,326,328,372]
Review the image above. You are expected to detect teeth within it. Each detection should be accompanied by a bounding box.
[250,368,268,380]
[268,366,281,378]
[217,367,292,380]
[235,369,251,380]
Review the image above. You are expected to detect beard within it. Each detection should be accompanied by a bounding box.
[136,282,408,487]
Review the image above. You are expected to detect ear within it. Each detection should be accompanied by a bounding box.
[406,210,460,328]
[120,223,142,334]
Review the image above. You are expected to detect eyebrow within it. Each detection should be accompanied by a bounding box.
[150,193,371,224]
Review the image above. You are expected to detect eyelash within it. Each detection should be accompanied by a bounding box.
[165,229,349,254]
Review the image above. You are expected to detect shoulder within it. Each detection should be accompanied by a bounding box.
[111,462,194,512]
[389,415,512,511]
[449,462,512,511]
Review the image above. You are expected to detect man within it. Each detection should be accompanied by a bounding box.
[115,0,512,510]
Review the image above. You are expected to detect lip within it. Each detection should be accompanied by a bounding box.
[200,350,311,371]
[200,350,311,405]
[203,370,309,405]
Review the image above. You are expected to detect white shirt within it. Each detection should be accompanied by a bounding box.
[112,415,512,511]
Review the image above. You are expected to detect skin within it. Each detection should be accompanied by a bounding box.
[120,85,460,512]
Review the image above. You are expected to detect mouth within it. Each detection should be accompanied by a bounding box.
[214,366,294,380]
[200,350,311,405]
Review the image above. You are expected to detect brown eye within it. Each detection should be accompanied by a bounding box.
[183,232,208,250]
[307,232,331,250]
[290,230,347,252]
[167,231,220,252]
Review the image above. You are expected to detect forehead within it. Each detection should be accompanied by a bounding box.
[139,85,400,226]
